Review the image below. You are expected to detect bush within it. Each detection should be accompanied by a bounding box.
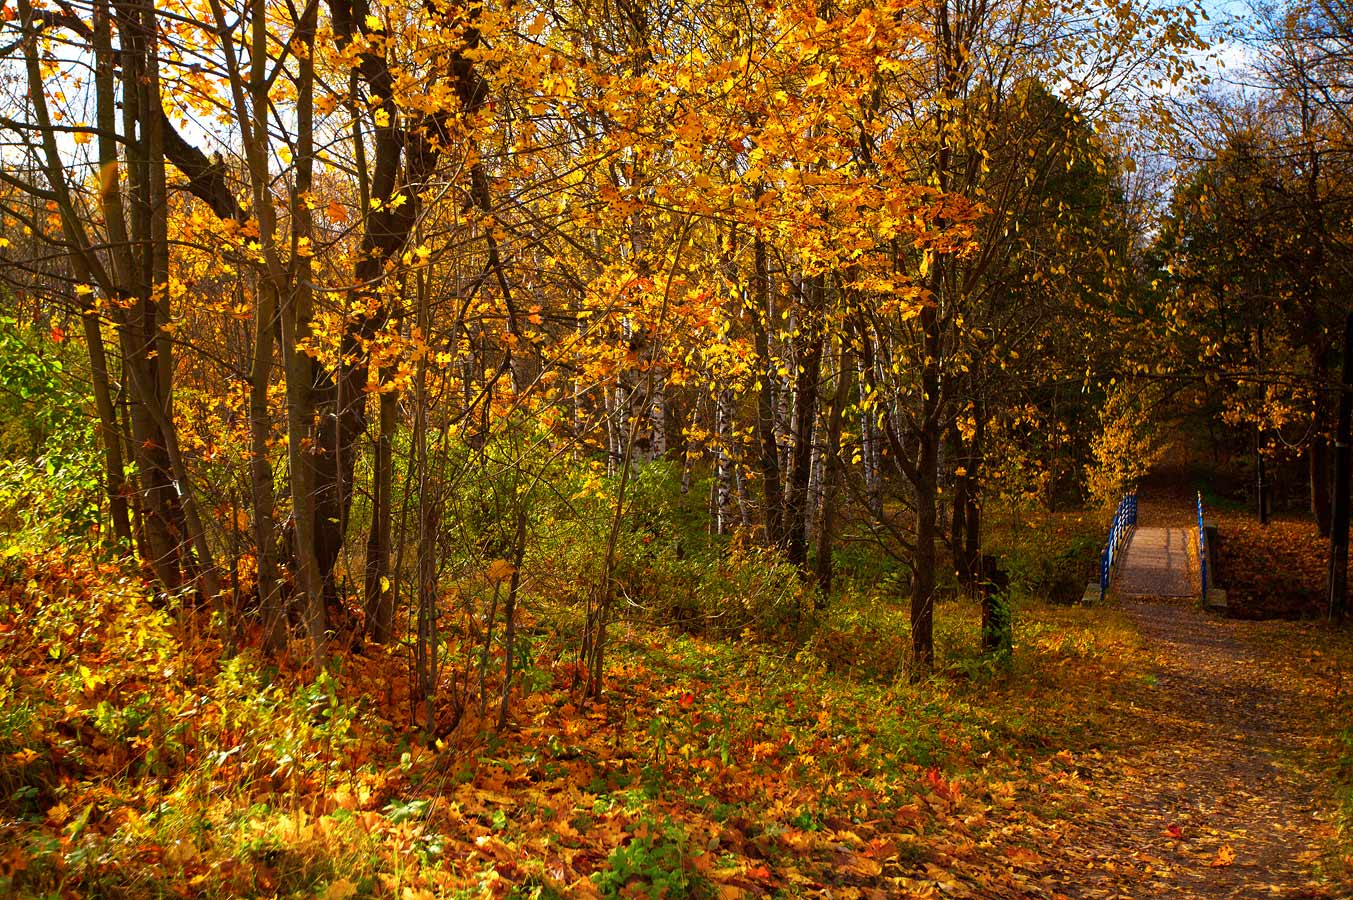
[536,460,810,639]
[594,815,711,899]
[0,315,101,549]
[986,508,1102,604]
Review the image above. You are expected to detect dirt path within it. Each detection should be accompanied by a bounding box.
[1043,599,1338,899]
[1038,482,1345,899]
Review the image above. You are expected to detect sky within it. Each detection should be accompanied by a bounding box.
[1193,0,1263,85]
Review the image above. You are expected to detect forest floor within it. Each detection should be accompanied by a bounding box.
[2,489,1353,898]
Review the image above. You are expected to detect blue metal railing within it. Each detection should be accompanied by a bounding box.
[1099,490,1138,601]
[1197,491,1208,599]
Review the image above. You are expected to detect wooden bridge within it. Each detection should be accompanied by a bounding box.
[1115,525,1195,598]
[1093,487,1219,603]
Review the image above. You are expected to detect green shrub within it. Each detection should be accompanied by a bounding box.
[0,315,101,548]
[593,815,711,899]
[988,510,1101,604]
[535,460,809,639]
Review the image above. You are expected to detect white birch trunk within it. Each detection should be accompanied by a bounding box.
[714,388,734,535]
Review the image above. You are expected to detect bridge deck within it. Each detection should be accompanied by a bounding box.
[1115,526,1195,598]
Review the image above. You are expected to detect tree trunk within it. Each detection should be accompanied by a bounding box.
[714,389,734,535]
[1256,427,1270,526]
[1312,430,1332,537]
[785,273,825,570]
[980,554,1011,656]
[118,339,222,605]
[87,0,133,549]
[121,339,186,588]
[911,439,938,672]
[949,422,969,591]
[857,332,884,518]
[963,406,986,590]
[118,0,190,592]
[1256,323,1270,525]
[649,381,667,459]
[120,392,153,569]
[365,386,398,642]
[497,504,529,730]
[82,313,133,548]
[251,280,284,652]
[1326,309,1352,620]
[910,271,944,673]
[292,0,327,659]
[750,231,783,546]
[415,491,439,731]
[813,344,851,598]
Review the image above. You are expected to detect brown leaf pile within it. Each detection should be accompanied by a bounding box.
[1213,511,1327,619]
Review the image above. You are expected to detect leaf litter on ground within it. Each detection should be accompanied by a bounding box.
[0,535,1351,898]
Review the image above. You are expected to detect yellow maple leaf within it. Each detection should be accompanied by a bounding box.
[322,879,358,900]
[485,559,516,583]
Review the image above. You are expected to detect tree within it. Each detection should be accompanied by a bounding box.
[1152,5,1353,607]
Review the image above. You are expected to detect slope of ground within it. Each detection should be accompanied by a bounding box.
[1026,477,1353,898]
[1212,511,1327,620]
[0,545,1145,898]
[1034,599,1349,899]
[3,513,1353,898]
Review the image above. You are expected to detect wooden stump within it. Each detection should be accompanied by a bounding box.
[980,554,1012,656]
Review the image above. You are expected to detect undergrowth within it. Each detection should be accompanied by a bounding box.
[0,536,1154,899]
[7,439,1348,897]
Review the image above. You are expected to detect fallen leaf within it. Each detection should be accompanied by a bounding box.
[1209,845,1236,868]
[322,879,358,900]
